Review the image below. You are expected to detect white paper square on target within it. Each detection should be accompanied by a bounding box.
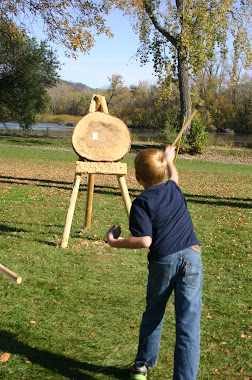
[93,132,98,140]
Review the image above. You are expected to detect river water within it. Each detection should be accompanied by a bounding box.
[0,122,157,139]
[0,122,251,146]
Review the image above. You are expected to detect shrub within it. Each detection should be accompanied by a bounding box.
[157,109,187,150]
[188,115,209,154]
[158,123,178,144]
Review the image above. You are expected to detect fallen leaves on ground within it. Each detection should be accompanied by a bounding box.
[0,353,10,362]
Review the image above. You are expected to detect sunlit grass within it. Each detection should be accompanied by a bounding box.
[0,140,251,379]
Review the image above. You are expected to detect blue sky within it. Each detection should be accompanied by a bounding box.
[39,10,156,89]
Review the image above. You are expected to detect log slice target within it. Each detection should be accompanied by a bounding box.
[72,112,131,162]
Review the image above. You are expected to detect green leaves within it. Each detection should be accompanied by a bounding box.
[0,18,60,129]
[0,0,113,55]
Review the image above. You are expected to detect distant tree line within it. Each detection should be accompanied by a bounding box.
[47,68,252,136]
[1,0,251,140]
[0,15,251,144]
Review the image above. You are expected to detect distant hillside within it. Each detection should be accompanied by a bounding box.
[58,79,98,93]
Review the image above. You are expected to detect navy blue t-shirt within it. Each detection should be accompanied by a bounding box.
[129,180,200,262]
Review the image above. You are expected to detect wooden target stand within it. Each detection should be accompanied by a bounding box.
[61,95,132,248]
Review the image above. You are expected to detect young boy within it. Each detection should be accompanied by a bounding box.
[106,146,203,380]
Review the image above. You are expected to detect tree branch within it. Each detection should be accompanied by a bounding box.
[143,0,178,48]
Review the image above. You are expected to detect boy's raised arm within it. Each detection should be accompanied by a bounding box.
[164,145,179,185]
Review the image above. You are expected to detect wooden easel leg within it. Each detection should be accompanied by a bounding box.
[85,173,95,228]
[61,173,81,248]
[117,175,132,218]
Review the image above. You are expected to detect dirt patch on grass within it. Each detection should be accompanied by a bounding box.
[179,147,252,165]
[0,160,76,183]
[0,145,250,193]
[132,142,252,165]
[0,159,138,194]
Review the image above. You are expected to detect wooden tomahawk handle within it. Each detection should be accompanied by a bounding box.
[0,264,22,284]
[171,100,205,147]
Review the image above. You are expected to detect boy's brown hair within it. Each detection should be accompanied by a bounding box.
[134,148,167,188]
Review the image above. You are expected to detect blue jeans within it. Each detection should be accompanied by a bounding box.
[135,246,203,380]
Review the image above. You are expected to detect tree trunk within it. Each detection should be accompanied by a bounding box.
[177,45,192,135]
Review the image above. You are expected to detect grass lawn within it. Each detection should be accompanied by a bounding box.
[0,138,251,379]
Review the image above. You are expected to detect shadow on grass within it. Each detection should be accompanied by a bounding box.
[0,175,137,197]
[183,193,252,209]
[0,175,76,192]
[1,175,251,209]
[0,224,27,234]
[0,330,130,379]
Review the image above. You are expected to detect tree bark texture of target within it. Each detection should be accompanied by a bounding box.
[72,112,131,162]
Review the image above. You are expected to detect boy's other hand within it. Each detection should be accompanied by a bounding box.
[106,225,121,245]
[164,145,176,164]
